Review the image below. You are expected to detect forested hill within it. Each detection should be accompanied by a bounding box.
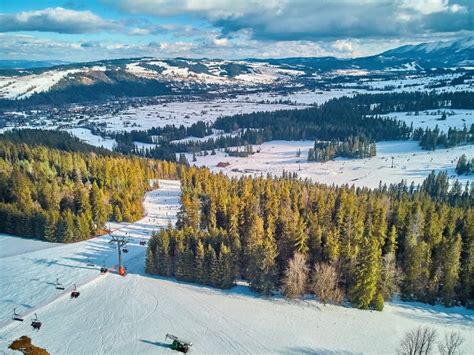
[147,168,473,310]
[0,132,179,242]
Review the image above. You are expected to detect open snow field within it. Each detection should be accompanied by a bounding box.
[0,235,61,259]
[382,109,474,132]
[94,89,360,132]
[1,180,473,354]
[185,140,474,188]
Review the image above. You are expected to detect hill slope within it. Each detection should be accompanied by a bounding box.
[0,37,472,103]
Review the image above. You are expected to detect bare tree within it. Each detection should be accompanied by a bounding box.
[282,253,309,298]
[310,262,343,305]
[438,331,464,355]
[379,252,400,300]
[398,327,437,355]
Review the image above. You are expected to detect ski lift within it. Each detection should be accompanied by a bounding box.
[12,308,23,322]
[100,261,108,274]
[31,314,42,330]
[122,248,129,253]
[70,284,80,299]
[165,334,192,353]
[56,278,65,290]
[139,240,146,246]
[87,258,95,267]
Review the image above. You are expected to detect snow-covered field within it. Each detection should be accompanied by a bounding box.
[382,109,474,132]
[65,128,116,150]
[1,180,473,354]
[184,140,474,188]
[95,89,358,132]
[0,235,61,259]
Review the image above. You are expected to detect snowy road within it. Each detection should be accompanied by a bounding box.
[1,179,473,354]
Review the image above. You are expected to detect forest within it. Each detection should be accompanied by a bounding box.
[146,168,473,310]
[0,131,179,242]
[110,91,474,161]
[307,135,376,162]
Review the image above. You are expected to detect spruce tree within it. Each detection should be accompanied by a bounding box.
[349,223,381,309]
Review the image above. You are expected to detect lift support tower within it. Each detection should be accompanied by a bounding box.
[109,235,128,276]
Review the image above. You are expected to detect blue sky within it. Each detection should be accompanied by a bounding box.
[0,0,472,62]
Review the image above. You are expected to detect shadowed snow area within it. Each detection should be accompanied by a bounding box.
[0,180,473,354]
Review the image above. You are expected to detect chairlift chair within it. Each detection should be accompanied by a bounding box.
[31,314,42,330]
[56,278,65,290]
[100,261,108,274]
[87,258,95,267]
[12,308,23,322]
[70,284,80,298]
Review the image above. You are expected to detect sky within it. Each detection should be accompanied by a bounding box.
[0,0,472,62]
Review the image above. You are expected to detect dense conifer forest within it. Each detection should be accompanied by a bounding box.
[0,131,179,242]
[307,136,376,162]
[146,168,473,309]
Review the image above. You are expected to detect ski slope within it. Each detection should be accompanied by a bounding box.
[1,180,473,354]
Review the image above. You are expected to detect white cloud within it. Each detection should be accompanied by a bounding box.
[0,7,120,34]
[111,0,473,41]
[213,37,228,46]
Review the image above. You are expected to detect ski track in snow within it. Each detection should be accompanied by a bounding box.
[1,179,473,354]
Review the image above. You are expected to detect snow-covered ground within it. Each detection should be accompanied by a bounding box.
[91,89,363,132]
[184,140,474,188]
[0,69,81,100]
[1,180,473,354]
[0,235,61,259]
[381,109,474,132]
[64,128,116,150]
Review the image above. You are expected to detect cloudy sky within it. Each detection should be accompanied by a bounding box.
[0,0,472,62]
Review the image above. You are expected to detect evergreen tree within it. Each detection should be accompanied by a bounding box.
[350,223,381,309]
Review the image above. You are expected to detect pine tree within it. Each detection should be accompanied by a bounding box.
[217,244,235,288]
[349,223,381,309]
[204,244,217,286]
[440,234,462,306]
[194,239,205,284]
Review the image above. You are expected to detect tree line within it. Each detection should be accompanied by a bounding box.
[308,135,376,162]
[0,132,179,242]
[456,154,474,175]
[414,124,474,151]
[146,167,473,310]
[111,91,474,162]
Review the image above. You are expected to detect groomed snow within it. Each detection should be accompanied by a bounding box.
[184,140,474,188]
[0,180,473,354]
[0,235,61,259]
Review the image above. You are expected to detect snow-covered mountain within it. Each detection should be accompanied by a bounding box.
[380,37,474,68]
[0,37,472,103]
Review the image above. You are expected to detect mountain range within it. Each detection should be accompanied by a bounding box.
[0,37,472,104]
